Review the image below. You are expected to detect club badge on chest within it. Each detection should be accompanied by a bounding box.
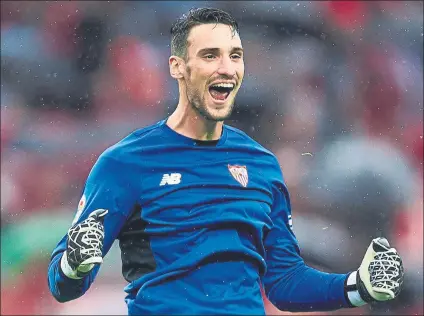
[228,164,248,187]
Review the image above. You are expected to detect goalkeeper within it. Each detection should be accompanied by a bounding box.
[47,7,404,315]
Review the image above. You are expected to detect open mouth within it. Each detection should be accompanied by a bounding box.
[208,83,235,101]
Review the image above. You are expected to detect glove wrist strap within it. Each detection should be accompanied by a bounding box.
[60,252,83,280]
[356,269,377,304]
[344,271,368,307]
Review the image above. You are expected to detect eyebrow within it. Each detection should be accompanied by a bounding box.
[197,47,244,56]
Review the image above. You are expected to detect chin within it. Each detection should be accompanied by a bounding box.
[190,93,236,121]
[205,102,235,121]
[206,110,233,122]
[205,114,229,122]
[196,107,231,122]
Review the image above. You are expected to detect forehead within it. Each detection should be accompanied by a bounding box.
[186,23,242,55]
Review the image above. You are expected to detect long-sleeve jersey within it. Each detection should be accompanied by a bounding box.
[48,119,354,315]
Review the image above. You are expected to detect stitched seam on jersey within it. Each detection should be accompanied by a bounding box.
[141,157,275,168]
[225,125,274,154]
[133,121,164,138]
[142,193,272,209]
[89,155,140,220]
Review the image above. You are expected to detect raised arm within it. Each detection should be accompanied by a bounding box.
[47,153,137,302]
[262,160,404,312]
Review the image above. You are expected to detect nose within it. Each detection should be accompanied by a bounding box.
[216,56,236,77]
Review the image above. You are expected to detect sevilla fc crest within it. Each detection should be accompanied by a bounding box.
[228,164,248,187]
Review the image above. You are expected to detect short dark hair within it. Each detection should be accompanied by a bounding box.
[170,7,240,59]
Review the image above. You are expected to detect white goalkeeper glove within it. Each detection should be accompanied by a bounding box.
[60,209,108,279]
[345,237,404,307]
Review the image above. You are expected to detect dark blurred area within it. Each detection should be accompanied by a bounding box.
[1,1,422,315]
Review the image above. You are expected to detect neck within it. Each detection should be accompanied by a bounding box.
[167,83,223,140]
[167,103,223,141]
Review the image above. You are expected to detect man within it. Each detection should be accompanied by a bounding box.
[48,7,404,315]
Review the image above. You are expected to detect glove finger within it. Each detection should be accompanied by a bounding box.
[372,237,391,252]
[76,257,103,275]
[88,209,108,222]
[372,287,395,299]
[81,256,103,266]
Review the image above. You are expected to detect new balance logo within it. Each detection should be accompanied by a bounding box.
[160,173,181,186]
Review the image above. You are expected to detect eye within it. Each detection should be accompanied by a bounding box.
[231,54,242,60]
[204,54,216,60]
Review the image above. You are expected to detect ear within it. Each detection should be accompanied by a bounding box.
[169,55,185,79]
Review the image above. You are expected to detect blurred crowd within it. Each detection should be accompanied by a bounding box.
[1,1,422,315]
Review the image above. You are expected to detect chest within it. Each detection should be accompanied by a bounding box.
[136,156,274,227]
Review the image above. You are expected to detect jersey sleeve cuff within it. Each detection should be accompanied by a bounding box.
[344,271,367,307]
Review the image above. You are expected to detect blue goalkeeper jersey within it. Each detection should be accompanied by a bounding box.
[48,119,352,315]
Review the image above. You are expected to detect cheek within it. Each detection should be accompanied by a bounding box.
[188,70,206,87]
[186,63,214,94]
[238,64,245,79]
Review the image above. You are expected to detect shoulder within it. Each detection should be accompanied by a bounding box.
[225,125,286,182]
[97,120,165,164]
[225,125,278,163]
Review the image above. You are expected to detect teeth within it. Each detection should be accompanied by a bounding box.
[211,83,234,89]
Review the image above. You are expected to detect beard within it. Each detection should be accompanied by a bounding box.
[186,85,235,122]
